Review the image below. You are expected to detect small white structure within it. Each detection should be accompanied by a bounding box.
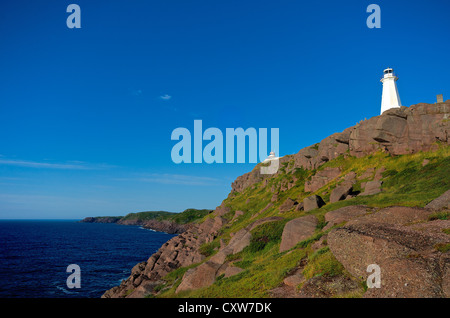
[380,67,402,114]
[262,151,279,163]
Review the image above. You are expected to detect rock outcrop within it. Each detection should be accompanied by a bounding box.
[102,207,226,298]
[176,216,282,293]
[231,101,450,194]
[328,206,450,298]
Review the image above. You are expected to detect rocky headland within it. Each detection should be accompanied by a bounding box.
[101,101,450,298]
[80,209,211,235]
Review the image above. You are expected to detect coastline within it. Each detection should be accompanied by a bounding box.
[80,216,191,235]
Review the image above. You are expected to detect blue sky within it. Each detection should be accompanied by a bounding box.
[0,0,449,219]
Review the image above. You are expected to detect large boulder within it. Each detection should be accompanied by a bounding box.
[425,189,450,211]
[176,261,221,293]
[359,180,382,196]
[303,195,325,212]
[280,215,318,252]
[328,206,450,298]
[330,183,353,203]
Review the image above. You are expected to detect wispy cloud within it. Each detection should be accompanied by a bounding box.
[0,158,114,170]
[114,173,220,186]
[159,94,172,100]
[131,89,143,96]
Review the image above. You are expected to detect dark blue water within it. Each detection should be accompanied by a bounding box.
[0,220,175,298]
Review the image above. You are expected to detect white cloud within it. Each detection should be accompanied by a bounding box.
[114,173,220,186]
[0,158,114,170]
[131,89,143,96]
[159,94,172,100]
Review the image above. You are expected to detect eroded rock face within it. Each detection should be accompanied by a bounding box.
[350,103,450,157]
[328,206,450,298]
[231,102,450,194]
[280,215,318,252]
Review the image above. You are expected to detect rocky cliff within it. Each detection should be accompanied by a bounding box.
[232,101,450,194]
[102,101,450,298]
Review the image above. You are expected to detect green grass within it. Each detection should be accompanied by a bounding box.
[154,145,450,298]
[302,247,345,279]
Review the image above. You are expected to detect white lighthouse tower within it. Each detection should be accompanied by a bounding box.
[380,67,402,114]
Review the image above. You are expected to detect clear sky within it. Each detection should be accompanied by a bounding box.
[0,0,449,219]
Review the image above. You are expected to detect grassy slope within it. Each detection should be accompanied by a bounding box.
[156,145,450,298]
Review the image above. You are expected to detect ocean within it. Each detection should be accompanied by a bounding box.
[0,220,175,298]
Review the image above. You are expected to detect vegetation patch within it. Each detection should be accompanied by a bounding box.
[428,211,449,221]
[434,243,450,253]
[199,239,221,257]
[302,248,345,279]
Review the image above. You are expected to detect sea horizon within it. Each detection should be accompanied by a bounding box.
[0,219,175,298]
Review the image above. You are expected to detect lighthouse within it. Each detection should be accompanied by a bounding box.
[263,151,278,163]
[380,67,402,114]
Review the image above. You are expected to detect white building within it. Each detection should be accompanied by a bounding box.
[262,151,279,163]
[380,67,402,114]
